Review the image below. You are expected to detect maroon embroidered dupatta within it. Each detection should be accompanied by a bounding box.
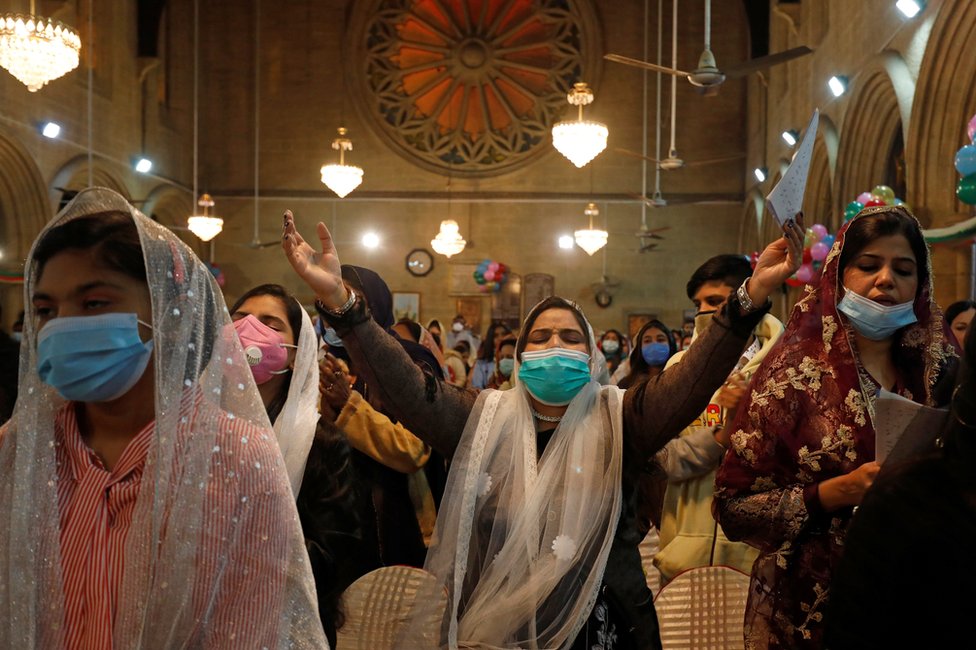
[714,206,956,648]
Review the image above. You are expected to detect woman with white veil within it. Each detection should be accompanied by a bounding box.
[0,189,326,648]
[283,210,803,648]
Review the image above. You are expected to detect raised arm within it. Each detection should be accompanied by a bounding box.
[282,212,475,458]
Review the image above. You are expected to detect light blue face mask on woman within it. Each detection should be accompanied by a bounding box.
[837,288,917,341]
[37,312,154,402]
[517,347,591,406]
[641,342,671,367]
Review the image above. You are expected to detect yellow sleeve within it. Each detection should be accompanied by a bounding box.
[336,390,431,473]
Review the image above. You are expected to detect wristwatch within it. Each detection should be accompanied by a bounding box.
[316,288,357,317]
[736,278,767,313]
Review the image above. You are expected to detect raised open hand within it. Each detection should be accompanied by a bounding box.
[281,210,348,308]
[747,213,805,306]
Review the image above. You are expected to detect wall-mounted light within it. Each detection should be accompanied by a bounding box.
[828,75,848,98]
[558,234,574,250]
[361,231,380,249]
[781,129,799,147]
[134,158,153,174]
[41,122,61,139]
[754,167,768,183]
[896,0,925,18]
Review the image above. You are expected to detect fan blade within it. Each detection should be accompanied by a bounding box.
[723,46,813,79]
[615,148,662,164]
[604,53,691,78]
[638,242,659,253]
[680,153,746,168]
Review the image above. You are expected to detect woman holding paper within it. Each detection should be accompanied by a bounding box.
[714,204,957,649]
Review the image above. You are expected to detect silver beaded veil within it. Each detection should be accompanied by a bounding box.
[420,297,625,648]
[0,188,326,648]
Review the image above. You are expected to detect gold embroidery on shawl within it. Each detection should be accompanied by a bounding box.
[844,389,867,427]
[797,424,857,473]
[731,428,761,464]
[796,583,829,640]
[821,315,837,354]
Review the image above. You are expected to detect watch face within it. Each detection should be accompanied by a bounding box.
[406,248,434,277]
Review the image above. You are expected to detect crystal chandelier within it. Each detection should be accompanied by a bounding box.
[552,82,608,168]
[431,220,466,257]
[574,202,608,255]
[321,127,364,198]
[0,5,81,92]
[187,194,224,242]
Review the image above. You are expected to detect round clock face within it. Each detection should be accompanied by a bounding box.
[595,289,613,308]
[406,248,434,277]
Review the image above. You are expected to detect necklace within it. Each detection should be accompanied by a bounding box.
[531,408,562,423]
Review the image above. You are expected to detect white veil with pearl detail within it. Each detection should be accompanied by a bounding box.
[419,297,625,648]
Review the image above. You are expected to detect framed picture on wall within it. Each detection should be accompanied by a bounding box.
[456,297,484,334]
[627,312,658,342]
[392,292,421,322]
[490,273,521,331]
[522,273,555,311]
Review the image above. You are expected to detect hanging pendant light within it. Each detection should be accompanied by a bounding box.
[552,82,608,168]
[0,1,81,92]
[574,202,608,255]
[321,127,364,198]
[188,193,224,242]
[431,219,466,258]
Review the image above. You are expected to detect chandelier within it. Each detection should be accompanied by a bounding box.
[431,220,466,258]
[321,127,364,198]
[187,194,224,242]
[552,82,608,168]
[0,6,81,92]
[574,202,608,255]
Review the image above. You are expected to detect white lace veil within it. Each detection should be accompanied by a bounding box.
[421,298,625,648]
[0,188,326,648]
[272,305,319,496]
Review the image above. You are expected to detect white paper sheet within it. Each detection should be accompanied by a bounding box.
[874,388,949,465]
[766,109,819,227]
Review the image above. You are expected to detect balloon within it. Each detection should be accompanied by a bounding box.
[785,277,804,287]
[956,144,976,177]
[811,223,828,241]
[802,248,812,264]
[844,201,864,221]
[865,198,886,207]
[796,263,815,284]
[822,234,836,248]
[958,172,976,205]
[968,112,976,143]
[804,228,816,247]
[488,262,499,272]
[810,242,830,262]
[872,185,896,204]
[856,191,874,205]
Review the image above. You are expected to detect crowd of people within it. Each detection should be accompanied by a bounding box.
[0,187,972,648]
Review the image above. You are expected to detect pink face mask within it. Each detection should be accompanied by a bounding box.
[233,314,296,384]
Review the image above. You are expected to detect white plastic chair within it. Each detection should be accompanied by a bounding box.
[654,565,750,650]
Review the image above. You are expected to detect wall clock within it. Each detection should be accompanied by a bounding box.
[406,248,434,277]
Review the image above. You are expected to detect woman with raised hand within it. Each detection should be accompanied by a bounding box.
[282,209,802,649]
[714,205,957,649]
[0,189,325,649]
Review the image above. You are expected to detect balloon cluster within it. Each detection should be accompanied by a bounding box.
[747,222,836,288]
[207,262,226,288]
[473,259,509,293]
[842,184,909,223]
[955,111,976,205]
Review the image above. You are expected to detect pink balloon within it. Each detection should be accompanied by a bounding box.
[811,224,828,241]
[856,191,874,205]
[796,263,815,284]
[484,270,495,282]
[968,112,976,142]
[810,242,830,262]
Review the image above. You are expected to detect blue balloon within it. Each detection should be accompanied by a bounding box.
[821,234,835,248]
[956,144,976,177]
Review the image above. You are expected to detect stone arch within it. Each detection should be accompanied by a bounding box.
[0,128,51,259]
[738,187,764,254]
[804,133,834,229]
[141,184,205,256]
[834,64,901,214]
[906,1,976,224]
[50,155,131,200]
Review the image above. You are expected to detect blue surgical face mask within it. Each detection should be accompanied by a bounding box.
[837,287,917,341]
[517,348,591,406]
[498,357,515,378]
[642,342,671,367]
[37,312,154,402]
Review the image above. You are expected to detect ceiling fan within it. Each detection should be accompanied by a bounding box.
[604,0,812,95]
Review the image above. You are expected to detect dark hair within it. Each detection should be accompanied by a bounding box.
[946,300,976,326]
[426,319,443,332]
[477,321,513,361]
[496,334,517,356]
[230,284,305,424]
[33,212,146,285]
[619,319,675,389]
[395,318,423,343]
[516,297,591,358]
[601,329,624,343]
[686,254,752,300]
[839,209,930,294]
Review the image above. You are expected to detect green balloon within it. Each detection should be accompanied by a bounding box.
[873,185,896,204]
[959,173,976,205]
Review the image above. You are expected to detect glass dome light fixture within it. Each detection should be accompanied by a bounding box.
[187,193,224,242]
[552,82,609,168]
[574,202,608,255]
[320,127,364,198]
[431,219,466,258]
[0,3,81,92]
